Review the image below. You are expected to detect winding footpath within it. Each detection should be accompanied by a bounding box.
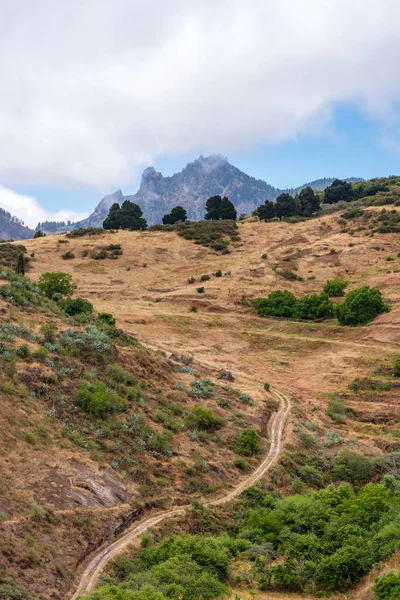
[70,388,290,600]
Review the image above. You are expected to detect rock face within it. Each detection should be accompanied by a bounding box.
[74,155,363,228]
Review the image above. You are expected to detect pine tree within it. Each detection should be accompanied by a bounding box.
[16,254,25,275]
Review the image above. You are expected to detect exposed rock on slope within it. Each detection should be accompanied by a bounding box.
[75,155,362,227]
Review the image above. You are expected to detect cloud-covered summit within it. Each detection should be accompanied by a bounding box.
[0,1,400,192]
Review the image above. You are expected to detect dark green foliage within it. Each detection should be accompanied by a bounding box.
[16,254,25,275]
[98,312,116,326]
[298,186,321,216]
[173,219,238,252]
[0,243,27,270]
[102,203,121,229]
[235,429,261,456]
[394,357,400,377]
[373,572,400,599]
[324,179,354,204]
[204,195,237,221]
[292,292,334,320]
[333,450,374,483]
[276,269,304,282]
[0,576,36,600]
[84,534,235,600]
[67,227,109,238]
[275,193,296,219]
[336,286,391,326]
[62,250,75,260]
[185,405,225,431]
[353,180,390,199]
[323,279,348,297]
[256,200,276,221]
[103,201,147,230]
[74,380,127,418]
[60,297,94,316]
[253,291,297,318]
[33,230,46,238]
[253,290,334,321]
[196,287,205,294]
[38,272,77,298]
[162,206,187,225]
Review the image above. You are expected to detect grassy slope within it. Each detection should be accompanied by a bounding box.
[4,204,400,599]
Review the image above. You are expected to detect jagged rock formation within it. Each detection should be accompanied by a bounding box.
[74,155,362,227]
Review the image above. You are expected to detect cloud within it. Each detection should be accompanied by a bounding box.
[1,0,400,189]
[0,186,88,228]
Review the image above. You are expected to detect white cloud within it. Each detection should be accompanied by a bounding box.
[1,0,400,189]
[0,186,88,228]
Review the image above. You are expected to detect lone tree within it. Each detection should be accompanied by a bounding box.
[102,203,121,229]
[162,206,187,225]
[299,186,321,216]
[103,200,147,230]
[256,200,276,221]
[275,193,296,219]
[38,272,77,299]
[324,179,354,204]
[204,195,237,220]
[336,286,390,326]
[16,254,25,275]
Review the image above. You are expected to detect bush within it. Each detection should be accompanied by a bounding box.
[38,272,77,298]
[185,405,225,431]
[333,449,374,483]
[373,572,400,599]
[97,312,116,326]
[196,287,205,294]
[336,286,391,326]
[323,279,348,297]
[235,429,261,456]
[61,297,93,316]
[200,274,210,281]
[62,251,75,260]
[74,380,127,418]
[254,290,333,320]
[254,290,297,318]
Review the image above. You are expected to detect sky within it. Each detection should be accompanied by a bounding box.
[2,0,400,228]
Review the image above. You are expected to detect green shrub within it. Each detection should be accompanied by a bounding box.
[254,290,297,318]
[215,270,222,277]
[38,272,77,298]
[200,274,210,281]
[40,321,57,343]
[373,572,400,599]
[97,312,116,326]
[276,269,304,282]
[62,251,75,260]
[394,357,400,377]
[61,297,93,316]
[235,429,261,456]
[323,279,348,297]
[196,287,205,294]
[185,405,225,431]
[336,286,391,326]
[333,449,374,483]
[74,380,127,418]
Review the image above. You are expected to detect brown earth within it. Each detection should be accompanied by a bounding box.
[4,209,400,599]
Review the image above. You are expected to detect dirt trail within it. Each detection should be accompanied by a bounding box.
[70,388,290,599]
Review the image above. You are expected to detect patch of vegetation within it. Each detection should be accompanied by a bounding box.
[38,271,77,299]
[336,286,391,326]
[253,290,334,321]
[67,227,109,238]
[323,279,348,297]
[235,429,261,456]
[373,572,400,599]
[74,380,128,418]
[174,220,239,252]
[0,243,27,271]
[185,405,225,431]
[90,244,123,260]
[62,251,75,260]
[275,269,304,282]
[60,297,94,316]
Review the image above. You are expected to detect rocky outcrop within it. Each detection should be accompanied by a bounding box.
[74,155,363,228]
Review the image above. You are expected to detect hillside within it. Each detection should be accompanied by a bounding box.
[0,208,34,240]
[1,199,400,600]
[74,155,361,227]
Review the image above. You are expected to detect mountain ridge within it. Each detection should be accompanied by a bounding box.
[74,155,363,228]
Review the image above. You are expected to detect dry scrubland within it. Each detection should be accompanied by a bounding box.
[1,207,399,600]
